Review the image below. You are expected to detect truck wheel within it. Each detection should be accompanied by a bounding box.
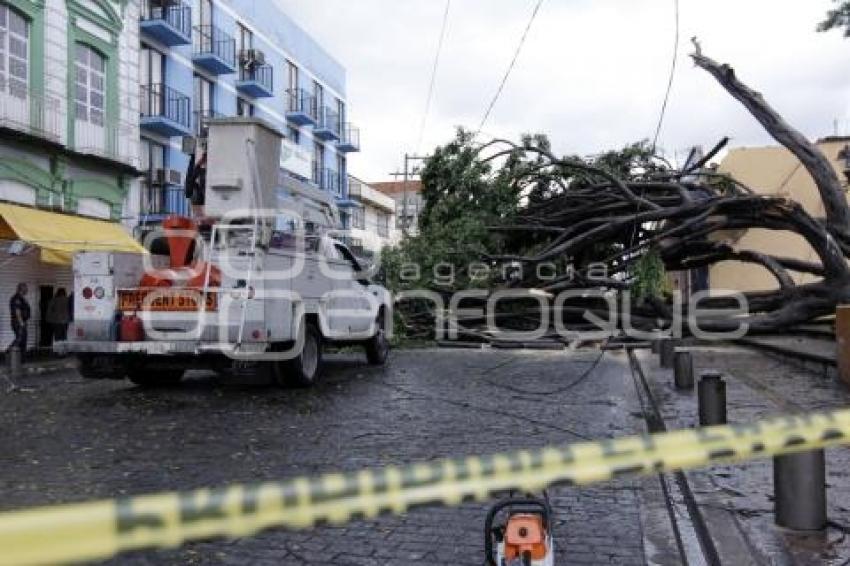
[277,323,323,387]
[78,355,117,380]
[127,367,184,387]
[364,311,390,366]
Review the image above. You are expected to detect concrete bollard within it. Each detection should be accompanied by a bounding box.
[659,339,677,369]
[673,348,694,389]
[774,449,827,531]
[698,371,726,426]
[8,346,22,380]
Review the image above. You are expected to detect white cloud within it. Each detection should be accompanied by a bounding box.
[275,0,850,180]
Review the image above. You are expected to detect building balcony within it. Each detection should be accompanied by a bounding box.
[236,62,274,98]
[313,166,343,197]
[0,83,61,143]
[337,123,360,153]
[192,25,236,75]
[192,109,225,138]
[140,182,190,220]
[285,88,317,126]
[313,107,340,142]
[140,1,191,46]
[73,120,140,169]
[140,83,192,137]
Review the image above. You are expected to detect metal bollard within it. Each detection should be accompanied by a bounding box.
[774,449,827,531]
[659,339,677,369]
[698,371,726,425]
[673,349,694,389]
[8,346,22,380]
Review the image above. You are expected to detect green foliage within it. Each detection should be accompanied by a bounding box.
[631,249,669,300]
[818,1,850,36]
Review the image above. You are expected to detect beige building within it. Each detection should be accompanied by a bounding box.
[709,137,850,292]
[345,176,398,259]
[371,180,424,236]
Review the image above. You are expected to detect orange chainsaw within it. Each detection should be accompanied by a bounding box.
[485,497,555,566]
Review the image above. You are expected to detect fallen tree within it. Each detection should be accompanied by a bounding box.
[388,42,850,340]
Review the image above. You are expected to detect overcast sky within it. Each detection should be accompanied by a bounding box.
[274,0,850,182]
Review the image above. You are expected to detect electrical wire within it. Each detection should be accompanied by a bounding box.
[415,0,452,153]
[475,0,545,137]
[651,0,680,153]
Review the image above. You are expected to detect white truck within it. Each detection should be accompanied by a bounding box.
[57,118,392,387]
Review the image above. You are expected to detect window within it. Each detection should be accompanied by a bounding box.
[193,73,213,134]
[139,44,164,88]
[352,206,365,230]
[75,44,106,126]
[237,97,253,117]
[337,154,345,180]
[0,4,28,98]
[237,22,252,53]
[377,212,389,237]
[312,141,324,184]
[336,98,344,133]
[196,0,212,28]
[140,137,166,214]
[287,59,297,92]
[286,125,299,144]
[313,80,323,111]
[139,44,164,117]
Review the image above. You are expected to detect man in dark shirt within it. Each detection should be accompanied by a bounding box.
[9,283,30,354]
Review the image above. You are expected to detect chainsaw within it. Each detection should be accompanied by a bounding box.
[484,496,555,566]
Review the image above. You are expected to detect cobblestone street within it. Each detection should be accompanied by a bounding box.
[0,348,656,565]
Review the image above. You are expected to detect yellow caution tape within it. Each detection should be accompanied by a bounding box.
[2,408,850,565]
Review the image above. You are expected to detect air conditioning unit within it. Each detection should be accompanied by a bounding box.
[152,168,183,186]
[239,48,265,68]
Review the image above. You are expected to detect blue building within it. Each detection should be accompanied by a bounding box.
[136,0,360,225]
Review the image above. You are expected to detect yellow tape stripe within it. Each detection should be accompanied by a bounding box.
[1,408,849,565]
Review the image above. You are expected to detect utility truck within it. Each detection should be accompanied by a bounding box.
[57,118,392,387]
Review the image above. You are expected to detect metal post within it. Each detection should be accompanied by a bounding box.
[774,450,827,531]
[659,339,677,368]
[698,371,726,425]
[8,346,21,380]
[673,348,694,389]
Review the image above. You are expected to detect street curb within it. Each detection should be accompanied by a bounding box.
[0,360,78,379]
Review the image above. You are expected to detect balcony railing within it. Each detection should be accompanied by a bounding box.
[192,109,224,138]
[140,1,192,46]
[0,82,61,143]
[285,88,317,126]
[141,182,190,217]
[338,123,360,153]
[192,25,236,74]
[73,119,140,168]
[139,83,192,136]
[236,63,274,98]
[322,168,343,196]
[314,107,340,141]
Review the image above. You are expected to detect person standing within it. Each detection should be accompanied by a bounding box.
[47,288,70,343]
[9,283,30,355]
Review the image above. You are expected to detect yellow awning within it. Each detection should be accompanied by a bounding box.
[0,203,146,265]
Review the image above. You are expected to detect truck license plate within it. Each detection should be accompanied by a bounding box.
[118,290,218,312]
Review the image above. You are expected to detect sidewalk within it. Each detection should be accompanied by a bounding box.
[635,344,850,564]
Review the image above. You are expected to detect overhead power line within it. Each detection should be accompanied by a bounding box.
[415,0,452,153]
[651,0,680,153]
[475,0,545,137]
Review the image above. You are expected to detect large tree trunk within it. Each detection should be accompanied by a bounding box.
[690,39,850,241]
